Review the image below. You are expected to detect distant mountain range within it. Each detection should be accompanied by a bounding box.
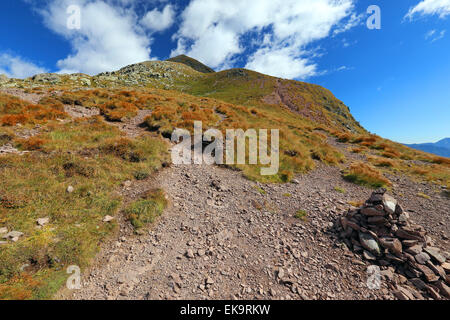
[405,138,450,157]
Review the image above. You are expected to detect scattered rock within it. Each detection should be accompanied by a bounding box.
[424,247,446,265]
[80,78,91,86]
[67,186,75,193]
[103,215,115,223]
[415,252,431,265]
[3,231,24,242]
[185,249,195,259]
[123,180,132,188]
[36,217,50,227]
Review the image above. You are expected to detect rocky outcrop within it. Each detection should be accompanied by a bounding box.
[31,73,61,84]
[338,188,449,300]
[95,61,196,88]
[0,74,9,84]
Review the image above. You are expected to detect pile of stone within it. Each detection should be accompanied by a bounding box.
[337,188,450,300]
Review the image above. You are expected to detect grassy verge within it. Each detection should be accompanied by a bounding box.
[0,115,168,299]
[343,162,391,189]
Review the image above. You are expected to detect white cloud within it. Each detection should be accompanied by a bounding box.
[171,0,358,79]
[40,0,152,75]
[246,47,317,79]
[141,4,175,32]
[425,29,446,41]
[0,53,47,79]
[405,0,450,20]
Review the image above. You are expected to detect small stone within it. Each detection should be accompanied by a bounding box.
[360,207,386,217]
[393,289,410,300]
[36,217,50,226]
[402,240,419,247]
[398,213,409,225]
[363,250,377,261]
[367,216,387,225]
[426,261,446,278]
[382,194,397,214]
[380,268,395,281]
[359,232,381,255]
[379,238,402,255]
[185,249,195,259]
[409,278,427,291]
[426,285,441,300]
[0,227,7,234]
[442,262,450,273]
[277,268,285,279]
[103,215,114,223]
[3,231,23,240]
[405,244,423,256]
[424,247,446,265]
[123,180,132,188]
[415,252,431,265]
[394,286,415,300]
[206,277,214,285]
[67,186,74,193]
[197,249,206,257]
[416,264,440,283]
[436,281,450,298]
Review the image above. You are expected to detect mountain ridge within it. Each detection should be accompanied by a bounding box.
[406,138,450,157]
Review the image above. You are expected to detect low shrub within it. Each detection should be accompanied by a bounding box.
[343,162,391,188]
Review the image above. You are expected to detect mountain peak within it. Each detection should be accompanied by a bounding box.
[166,55,215,74]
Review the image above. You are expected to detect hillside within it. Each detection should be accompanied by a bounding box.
[0,56,449,300]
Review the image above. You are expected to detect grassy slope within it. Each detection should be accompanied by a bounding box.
[0,91,169,299]
[180,68,364,134]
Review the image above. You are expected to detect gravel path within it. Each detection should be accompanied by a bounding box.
[58,154,448,300]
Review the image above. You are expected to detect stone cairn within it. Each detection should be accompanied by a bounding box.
[337,188,450,300]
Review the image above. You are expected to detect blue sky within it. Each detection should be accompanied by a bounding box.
[0,0,449,144]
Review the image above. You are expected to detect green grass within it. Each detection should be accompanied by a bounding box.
[334,186,347,193]
[125,189,167,229]
[417,192,431,200]
[294,210,308,221]
[254,186,266,195]
[0,117,168,299]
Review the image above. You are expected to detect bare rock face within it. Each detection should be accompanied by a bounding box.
[337,188,449,300]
